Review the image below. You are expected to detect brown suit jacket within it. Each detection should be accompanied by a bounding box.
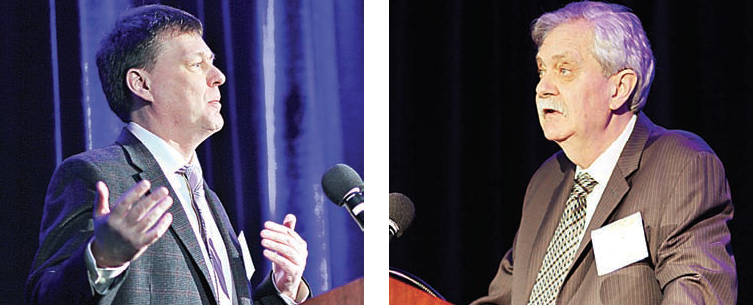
[473,113,736,304]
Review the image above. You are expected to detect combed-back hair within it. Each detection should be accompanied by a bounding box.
[532,1,655,112]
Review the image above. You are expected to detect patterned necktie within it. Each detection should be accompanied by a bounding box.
[528,172,597,305]
[178,164,230,303]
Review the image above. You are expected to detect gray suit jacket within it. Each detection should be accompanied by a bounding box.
[473,113,736,304]
[26,129,287,304]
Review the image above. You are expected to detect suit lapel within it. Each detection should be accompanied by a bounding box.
[115,129,217,301]
[523,154,576,297]
[204,187,252,301]
[204,188,240,259]
[569,113,653,273]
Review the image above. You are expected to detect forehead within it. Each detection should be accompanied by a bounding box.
[536,20,594,64]
[157,32,213,59]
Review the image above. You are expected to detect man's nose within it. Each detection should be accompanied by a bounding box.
[209,65,226,87]
[535,73,558,98]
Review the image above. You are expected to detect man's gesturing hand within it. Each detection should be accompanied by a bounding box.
[261,214,308,301]
[91,180,174,268]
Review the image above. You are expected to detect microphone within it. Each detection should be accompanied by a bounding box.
[389,193,415,241]
[321,164,364,230]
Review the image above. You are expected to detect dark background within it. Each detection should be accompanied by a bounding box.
[390,0,753,304]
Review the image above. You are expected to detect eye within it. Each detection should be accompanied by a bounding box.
[188,60,205,70]
[559,68,571,75]
[537,68,545,78]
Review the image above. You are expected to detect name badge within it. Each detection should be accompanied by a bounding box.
[591,212,649,276]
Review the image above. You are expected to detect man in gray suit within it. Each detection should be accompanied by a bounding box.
[473,1,736,304]
[26,5,309,304]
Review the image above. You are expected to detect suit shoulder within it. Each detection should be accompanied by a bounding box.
[646,127,717,159]
[52,144,129,182]
[60,144,127,168]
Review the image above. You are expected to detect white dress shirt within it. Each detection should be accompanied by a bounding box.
[574,114,637,246]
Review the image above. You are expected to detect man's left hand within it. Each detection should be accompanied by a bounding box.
[261,214,308,301]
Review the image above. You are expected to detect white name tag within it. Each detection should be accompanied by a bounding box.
[238,231,256,281]
[591,212,649,276]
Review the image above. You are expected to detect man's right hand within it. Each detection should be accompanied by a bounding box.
[91,180,174,268]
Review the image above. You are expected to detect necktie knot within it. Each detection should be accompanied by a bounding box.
[572,172,597,199]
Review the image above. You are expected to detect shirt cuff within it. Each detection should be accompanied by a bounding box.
[85,239,130,295]
[270,268,309,304]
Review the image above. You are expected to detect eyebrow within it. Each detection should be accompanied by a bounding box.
[188,51,216,61]
[536,52,581,65]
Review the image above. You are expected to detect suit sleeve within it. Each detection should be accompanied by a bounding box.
[252,270,312,305]
[655,151,737,304]
[25,157,124,304]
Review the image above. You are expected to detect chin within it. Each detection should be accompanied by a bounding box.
[540,120,572,142]
[204,119,224,133]
[542,128,570,143]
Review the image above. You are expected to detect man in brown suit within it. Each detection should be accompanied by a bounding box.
[473,1,736,304]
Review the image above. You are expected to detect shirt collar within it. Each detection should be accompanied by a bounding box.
[577,114,638,184]
[126,122,198,175]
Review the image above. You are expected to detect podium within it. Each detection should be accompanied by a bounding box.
[389,276,452,305]
[303,278,364,305]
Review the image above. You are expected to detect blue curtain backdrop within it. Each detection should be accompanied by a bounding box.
[0,0,363,302]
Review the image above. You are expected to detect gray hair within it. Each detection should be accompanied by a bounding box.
[532,1,655,112]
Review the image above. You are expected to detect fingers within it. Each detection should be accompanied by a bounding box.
[264,220,303,242]
[94,181,110,217]
[124,187,171,225]
[261,235,306,266]
[131,189,173,235]
[262,216,307,300]
[261,215,308,268]
[92,180,174,267]
[263,249,301,274]
[142,210,173,246]
[283,214,296,231]
[110,180,151,217]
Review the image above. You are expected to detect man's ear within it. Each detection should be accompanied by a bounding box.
[609,68,638,111]
[125,68,154,102]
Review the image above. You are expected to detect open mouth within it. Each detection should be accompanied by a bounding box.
[537,99,563,117]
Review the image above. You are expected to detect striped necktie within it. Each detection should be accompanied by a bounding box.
[528,172,597,305]
[178,164,231,304]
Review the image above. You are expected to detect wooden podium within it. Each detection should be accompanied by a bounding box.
[389,276,452,305]
[303,278,364,305]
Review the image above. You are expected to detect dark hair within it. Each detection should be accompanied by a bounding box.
[96,4,203,122]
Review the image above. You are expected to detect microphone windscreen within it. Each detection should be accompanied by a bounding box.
[389,193,415,237]
[321,164,364,206]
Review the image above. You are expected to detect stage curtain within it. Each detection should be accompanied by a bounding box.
[390,0,753,304]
